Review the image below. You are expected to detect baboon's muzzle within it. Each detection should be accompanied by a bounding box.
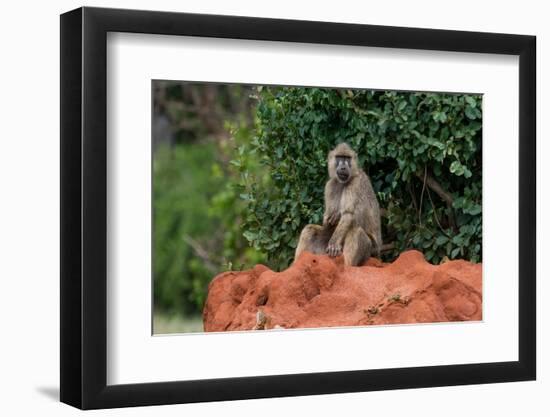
[337,169,350,182]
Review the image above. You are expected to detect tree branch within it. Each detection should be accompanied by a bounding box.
[381,242,395,253]
[182,235,220,274]
[415,170,457,230]
[415,171,453,206]
[418,166,427,225]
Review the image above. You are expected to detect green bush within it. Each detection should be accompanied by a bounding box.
[208,122,268,271]
[234,87,482,269]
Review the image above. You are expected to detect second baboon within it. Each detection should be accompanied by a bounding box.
[294,143,382,266]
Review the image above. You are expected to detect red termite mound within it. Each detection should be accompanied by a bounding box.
[202,250,482,332]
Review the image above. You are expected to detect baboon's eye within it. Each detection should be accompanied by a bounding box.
[337,156,351,167]
[336,156,351,167]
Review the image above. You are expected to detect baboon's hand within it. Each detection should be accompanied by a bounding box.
[327,240,343,257]
[325,212,341,226]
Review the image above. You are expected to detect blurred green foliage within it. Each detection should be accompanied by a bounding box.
[235,87,482,269]
[154,140,268,315]
[153,79,269,316]
[153,143,222,315]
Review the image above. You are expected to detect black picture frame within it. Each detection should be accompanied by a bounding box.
[60,6,536,410]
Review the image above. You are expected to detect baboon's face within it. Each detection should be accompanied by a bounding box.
[335,156,352,183]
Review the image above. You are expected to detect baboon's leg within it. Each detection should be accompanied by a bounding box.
[295,224,326,261]
[343,227,371,266]
[370,232,382,258]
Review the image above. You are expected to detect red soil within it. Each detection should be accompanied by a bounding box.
[203,250,482,332]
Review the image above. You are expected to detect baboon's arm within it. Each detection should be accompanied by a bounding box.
[329,211,353,244]
[323,180,340,226]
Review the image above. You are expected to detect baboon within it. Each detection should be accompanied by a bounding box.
[294,143,382,266]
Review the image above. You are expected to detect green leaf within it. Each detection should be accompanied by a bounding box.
[449,161,461,174]
[465,106,478,120]
[465,96,477,107]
